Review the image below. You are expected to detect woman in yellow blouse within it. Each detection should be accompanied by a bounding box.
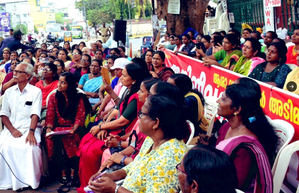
[88,94,189,193]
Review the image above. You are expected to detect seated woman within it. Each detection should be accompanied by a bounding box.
[176,34,196,56]
[150,51,174,81]
[68,48,82,73]
[77,62,151,193]
[168,74,209,134]
[233,38,265,76]
[0,48,10,69]
[203,34,242,70]
[58,48,72,69]
[35,63,59,120]
[1,58,19,94]
[203,82,277,192]
[249,42,292,88]
[53,59,65,76]
[45,72,91,187]
[173,35,184,53]
[99,77,160,171]
[286,29,299,66]
[94,49,104,61]
[144,49,154,71]
[74,54,91,83]
[177,144,238,193]
[78,59,103,104]
[88,94,189,193]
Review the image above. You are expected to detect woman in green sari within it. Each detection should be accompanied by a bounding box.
[203,34,242,70]
[233,38,266,76]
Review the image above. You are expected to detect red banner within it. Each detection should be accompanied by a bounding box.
[164,49,299,141]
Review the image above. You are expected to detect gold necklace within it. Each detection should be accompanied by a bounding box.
[230,126,246,137]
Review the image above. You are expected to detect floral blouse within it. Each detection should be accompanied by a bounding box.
[122,137,187,193]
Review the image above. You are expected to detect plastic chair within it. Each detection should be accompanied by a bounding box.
[273,141,299,193]
[186,120,195,146]
[204,97,218,136]
[270,119,295,173]
[0,95,3,133]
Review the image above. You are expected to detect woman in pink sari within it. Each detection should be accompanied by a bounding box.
[199,78,277,193]
[212,81,277,193]
[77,61,151,193]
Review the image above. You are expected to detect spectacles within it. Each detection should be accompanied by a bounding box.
[42,68,52,72]
[176,163,188,175]
[138,110,154,119]
[12,62,19,65]
[81,59,89,62]
[55,64,61,67]
[73,53,80,55]
[13,70,27,74]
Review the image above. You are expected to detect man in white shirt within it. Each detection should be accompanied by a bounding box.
[0,62,42,191]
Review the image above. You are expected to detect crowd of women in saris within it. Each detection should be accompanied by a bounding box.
[160,28,299,93]
[0,27,293,193]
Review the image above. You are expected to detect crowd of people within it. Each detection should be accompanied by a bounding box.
[160,28,299,93]
[0,26,293,193]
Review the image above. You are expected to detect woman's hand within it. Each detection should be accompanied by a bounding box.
[97,130,108,140]
[90,125,101,136]
[99,159,114,172]
[89,177,116,193]
[109,152,124,164]
[105,135,121,147]
[102,79,113,94]
[203,57,214,67]
[214,44,223,53]
[69,127,78,134]
[45,128,52,138]
[196,134,210,145]
[149,71,158,78]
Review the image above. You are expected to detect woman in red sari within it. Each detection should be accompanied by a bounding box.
[45,72,91,187]
[77,61,150,193]
[150,51,174,81]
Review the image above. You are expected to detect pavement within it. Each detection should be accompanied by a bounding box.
[0,181,77,193]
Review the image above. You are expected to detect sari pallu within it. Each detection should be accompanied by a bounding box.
[220,136,273,193]
[83,76,103,93]
[233,56,265,76]
[220,49,242,69]
[77,92,143,193]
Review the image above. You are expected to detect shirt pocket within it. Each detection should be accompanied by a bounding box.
[22,105,32,117]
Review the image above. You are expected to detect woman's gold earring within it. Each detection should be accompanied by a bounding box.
[234,112,237,116]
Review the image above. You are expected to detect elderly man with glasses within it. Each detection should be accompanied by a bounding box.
[0,62,42,191]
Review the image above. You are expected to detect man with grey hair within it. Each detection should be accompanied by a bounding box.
[0,62,42,191]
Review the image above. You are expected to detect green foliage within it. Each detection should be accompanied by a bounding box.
[15,24,28,35]
[74,0,150,25]
[55,12,64,24]
[34,25,39,34]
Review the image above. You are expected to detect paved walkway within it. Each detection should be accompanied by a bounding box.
[0,180,77,192]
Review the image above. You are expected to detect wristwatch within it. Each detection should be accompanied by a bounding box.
[118,141,122,149]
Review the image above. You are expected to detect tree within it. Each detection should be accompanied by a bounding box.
[55,12,65,24]
[15,24,28,35]
[34,25,39,34]
[156,0,209,34]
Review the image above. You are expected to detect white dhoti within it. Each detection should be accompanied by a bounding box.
[0,128,42,191]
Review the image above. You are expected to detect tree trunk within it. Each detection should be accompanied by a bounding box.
[156,0,209,34]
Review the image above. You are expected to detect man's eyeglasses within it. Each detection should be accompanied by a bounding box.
[176,163,188,176]
[13,70,27,74]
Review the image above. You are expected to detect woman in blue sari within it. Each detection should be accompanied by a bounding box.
[79,59,103,104]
